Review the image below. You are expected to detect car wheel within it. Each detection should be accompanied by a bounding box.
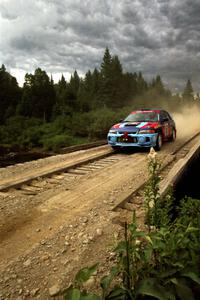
[155,133,162,151]
[169,128,176,141]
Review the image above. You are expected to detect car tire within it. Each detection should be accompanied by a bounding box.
[155,133,162,151]
[169,128,176,141]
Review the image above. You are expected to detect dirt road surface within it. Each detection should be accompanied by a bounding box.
[0,138,197,300]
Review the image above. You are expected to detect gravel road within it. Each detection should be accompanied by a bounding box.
[0,138,197,300]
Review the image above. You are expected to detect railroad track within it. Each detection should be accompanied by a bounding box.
[0,145,147,264]
[0,140,107,168]
[112,132,200,220]
[0,133,199,197]
[0,146,113,192]
[58,140,106,154]
[0,132,199,299]
[0,147,129,195]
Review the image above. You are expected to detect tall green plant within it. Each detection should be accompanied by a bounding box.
[144,147,174,229]
[144,148,161,230]
[63,149,200,300]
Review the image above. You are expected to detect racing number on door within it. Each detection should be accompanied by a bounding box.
[161,112,171,138]
[163,123,170,138]
[164,123,168,137]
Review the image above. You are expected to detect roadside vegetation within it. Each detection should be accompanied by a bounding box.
[63,149,200,300]
[0,49,199,152]
[1,48,200,298]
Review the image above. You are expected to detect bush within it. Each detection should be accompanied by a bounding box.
[176,197,200,228]
[62,148,200,300]
[0,107,139,150]
[0,116,43,148]
[49,115,72,135]
[87,108,117,139]
[70,108,118,139]
[41,134,74,151]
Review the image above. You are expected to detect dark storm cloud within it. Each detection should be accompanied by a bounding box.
[11,35,47,51]
[169,0,200,30]
[0,0,200,90]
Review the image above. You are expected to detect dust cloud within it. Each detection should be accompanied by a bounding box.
[171,104,200,139]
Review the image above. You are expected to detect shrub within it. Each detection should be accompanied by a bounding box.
[0,116,43,148]
[62,148,200,300]
[41,134,74,151]
[87,108,117,139]
[176,197,200,228]
[50,115,72,135]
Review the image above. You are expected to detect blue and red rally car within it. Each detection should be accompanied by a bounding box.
[107,109,176,150]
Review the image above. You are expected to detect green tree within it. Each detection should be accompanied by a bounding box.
[153,75,165,94]
[149,75,171,98]
[77,70,93,112]
[0,64,21,124]
[137,72,148,95]
[98,48,125,108]
[182,79,194,101]
[122,72,138,104]
[66,70,80,111]
[109,55,123,107]
[53,75,70,117]
[18,68,55,121]
[101,47,112,79]
[99,47,113,107]
[17,73,34,117]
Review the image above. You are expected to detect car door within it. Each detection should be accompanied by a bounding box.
[166,112,175,137]
[160,111,171,139]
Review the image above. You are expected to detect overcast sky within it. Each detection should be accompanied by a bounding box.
[0,0,200,91]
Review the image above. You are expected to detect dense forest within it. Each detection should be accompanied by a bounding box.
[0,48,198,151]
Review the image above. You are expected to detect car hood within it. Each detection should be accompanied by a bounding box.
[111,121,160,132]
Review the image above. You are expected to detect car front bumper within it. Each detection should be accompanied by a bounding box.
[107,133,158,148]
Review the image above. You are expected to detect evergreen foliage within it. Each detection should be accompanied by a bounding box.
[183,79,194,101]
[0,64,21,124]
[17,68,55,121]
[0,48,199,150]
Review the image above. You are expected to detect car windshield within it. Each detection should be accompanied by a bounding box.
[124,112,159,122]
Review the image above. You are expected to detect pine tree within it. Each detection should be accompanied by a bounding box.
[18,68,55,121]
[0,64,21,124]
[137,72,148,94]
[98,48,113,107]
[66,70,80,111]
[183,79,194,101]
[151,75,165,95]
[109,55,123,107]
[122,72,138,103]
[90,68,101,109]
[53,75,67,115]
[77,70,93,112]
[99,48,125,108]
[100,47,112,79]
[59,75,67,90]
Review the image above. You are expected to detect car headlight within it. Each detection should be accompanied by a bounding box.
[139,129,155,134]
[109,130,117,134]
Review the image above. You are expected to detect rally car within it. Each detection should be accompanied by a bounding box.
[107,109,176,150]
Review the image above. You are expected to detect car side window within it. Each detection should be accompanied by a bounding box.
[166,112,172,120]
[160,112,169,122]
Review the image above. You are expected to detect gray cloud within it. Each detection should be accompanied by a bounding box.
[0,0,200,90]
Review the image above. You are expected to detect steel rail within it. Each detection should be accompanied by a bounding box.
[58,140,107,154]
[1,132,199,195]
[0,140,107,168]
[0,148,113,192]
[171,131,200,155]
